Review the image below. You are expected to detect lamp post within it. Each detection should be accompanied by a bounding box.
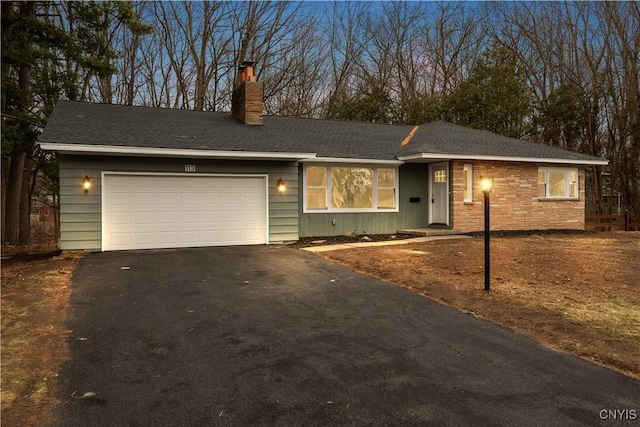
[480,177,494,291]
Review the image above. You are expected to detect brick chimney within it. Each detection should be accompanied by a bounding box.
[231,61,263,125]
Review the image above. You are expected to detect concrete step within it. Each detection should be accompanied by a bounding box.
[398,228,462,236]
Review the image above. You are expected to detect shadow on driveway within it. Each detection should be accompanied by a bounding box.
[50,246,639,426]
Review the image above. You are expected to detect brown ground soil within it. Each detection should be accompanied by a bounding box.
[319,232,640,379]
[1,251,81,427]
[1,232,638,425]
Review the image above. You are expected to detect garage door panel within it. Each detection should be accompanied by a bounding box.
[103,174,267,251]
[155,231,177,245]
[201,193,221,205]
[110,233,131,246]
[180,231,200,243]
[201,230,221,241]
[179,192,199,204]
[108,212,129,225]
[134,192,154,205]
[180,211,199,224]
[134,176,155,187]
[106,192,131,206]
[157,192,177,205]
[246,209,263,218]
[222,230,242,243]
[133,232,154,245]
[156,176,177,188]
[134,212,153,224]
[157,211,177,224]
[201,210,220,222]
[109,175,132,188]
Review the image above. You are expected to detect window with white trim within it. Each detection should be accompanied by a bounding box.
[463,164,473,203]
[377,168,396,209]
[306,166,327,209]
[538,167,579,198]
[304,165,398,212]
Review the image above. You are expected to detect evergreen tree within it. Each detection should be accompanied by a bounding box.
[326,85,394,123]
[439,45,533,138]
[1,1,148,246]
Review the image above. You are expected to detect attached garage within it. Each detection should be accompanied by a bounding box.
[102,173,268,251]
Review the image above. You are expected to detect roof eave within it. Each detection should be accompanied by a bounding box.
[38,142,317,161]
[397,152,609,166]
[301,157,403,165]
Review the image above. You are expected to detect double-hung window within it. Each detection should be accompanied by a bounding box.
[304,165,398,212]
[538,167,579,199]
[306,166,328,209]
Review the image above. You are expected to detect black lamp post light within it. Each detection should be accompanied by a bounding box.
[480,177,494,291]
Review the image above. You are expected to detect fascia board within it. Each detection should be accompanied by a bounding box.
[301,157,404,165]
[397,152,608,166]
[39,143,317,161]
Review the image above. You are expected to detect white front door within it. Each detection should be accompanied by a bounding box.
[429,163,449,225]
[102,173,268,251]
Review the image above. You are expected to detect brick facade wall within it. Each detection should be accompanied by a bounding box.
[451,160,585,232]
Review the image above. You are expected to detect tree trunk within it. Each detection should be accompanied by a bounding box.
[4,2,35,245]
[1,157,10,241]
[592,165,605,214]
[18,156,32,246]
[4,153,25,245]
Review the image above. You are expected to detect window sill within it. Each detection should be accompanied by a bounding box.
[303,208,399,214]
[463,201,475,205]
[538,197,580,202]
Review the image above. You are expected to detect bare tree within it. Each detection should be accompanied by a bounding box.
[598,2,640,213]
[320,1,369,116]
[262,17,328,117]
[422,2,486,96]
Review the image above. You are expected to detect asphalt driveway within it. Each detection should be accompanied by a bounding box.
[50,246,639,426]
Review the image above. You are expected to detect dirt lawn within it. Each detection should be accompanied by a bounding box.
[1,233,638,425]
[320,232,640,380]
[1,252,81,427]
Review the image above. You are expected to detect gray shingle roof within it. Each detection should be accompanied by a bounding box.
[397,121,603,162]
[40,100,606,164]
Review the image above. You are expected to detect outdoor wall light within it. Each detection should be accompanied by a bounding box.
[83,175,91,193]
[276,178,286,194]
[480,176,494,291]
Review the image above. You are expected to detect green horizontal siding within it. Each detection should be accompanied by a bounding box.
[270,209,299,219]
[59,158,103,251]
[60,240,103,251]
[60,222,101,232]
[61,230,102,241]
[58,213,101,223]
[58,155,300,251]
[60,204,102,214]
[269,217,298,226]
[269,224,298,234]
[268,194,298,204]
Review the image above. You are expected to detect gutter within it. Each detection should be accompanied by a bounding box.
[38,143,317,161]
[397,152,609,166]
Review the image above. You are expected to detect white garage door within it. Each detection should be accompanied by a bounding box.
[103,174,267,251]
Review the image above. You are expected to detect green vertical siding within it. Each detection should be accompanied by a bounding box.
[398,163,429,229]
[58,155,299,251]
[299,211,399,237]
[298,164,430,237]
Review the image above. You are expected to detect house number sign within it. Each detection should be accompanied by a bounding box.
[184,164,196,172]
